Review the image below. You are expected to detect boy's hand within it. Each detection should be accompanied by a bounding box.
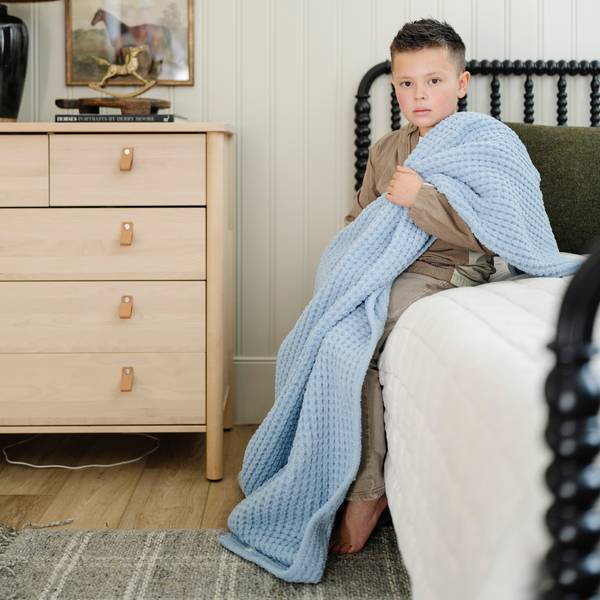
[385,166,424,208]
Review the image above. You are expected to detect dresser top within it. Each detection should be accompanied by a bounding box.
[0,122,235,134]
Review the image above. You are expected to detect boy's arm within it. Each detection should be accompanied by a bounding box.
[344,151,380,226]
[385,165,494,254]
[409,184,495,254]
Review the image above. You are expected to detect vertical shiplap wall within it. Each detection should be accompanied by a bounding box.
[12,0,600,423]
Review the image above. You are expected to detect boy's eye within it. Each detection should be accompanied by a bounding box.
[400,82,412,88]
[429,78,440,84]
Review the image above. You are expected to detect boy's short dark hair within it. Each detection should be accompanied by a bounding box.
[390,19,466,74]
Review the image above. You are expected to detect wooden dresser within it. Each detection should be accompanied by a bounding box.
[0,122,234,480]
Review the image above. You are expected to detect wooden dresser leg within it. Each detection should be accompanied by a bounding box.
[206,415,224,480]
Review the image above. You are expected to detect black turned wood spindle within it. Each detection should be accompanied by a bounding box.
[488,60,503,120]
[391,85,401,131]
[546,60,558,76]
[512,59,525,76]
[523,60,536,124]
[544,246,600,599]
[466,59,480,75]
[590,61,600,127]
[491,73,501,120]
[354,93,371,191]
[580,60,591,76]
[458,94,468,112]
[557,61,569,126]
[524,74,535,123]
[354,60,391,190]
[557,74,568,126]
[591,75,600,128]
[569,60,580,77]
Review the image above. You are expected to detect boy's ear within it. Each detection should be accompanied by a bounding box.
[458,71,470,99]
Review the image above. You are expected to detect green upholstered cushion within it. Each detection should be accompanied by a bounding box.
[505,122,600,255]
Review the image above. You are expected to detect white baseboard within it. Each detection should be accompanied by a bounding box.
[233,357,276,424]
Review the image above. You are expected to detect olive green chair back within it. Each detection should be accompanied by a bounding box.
[506,122,600,255]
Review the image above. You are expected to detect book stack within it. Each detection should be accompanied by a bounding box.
[55,114,184,123]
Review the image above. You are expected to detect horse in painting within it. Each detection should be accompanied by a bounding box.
[91,9,172,75]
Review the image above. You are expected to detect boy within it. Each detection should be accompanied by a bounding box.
[328,18,497,555]
[222,18,578,581]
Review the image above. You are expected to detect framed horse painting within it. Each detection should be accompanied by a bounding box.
[65,0,193,85]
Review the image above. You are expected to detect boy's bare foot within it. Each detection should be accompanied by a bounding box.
[328,493,388,555]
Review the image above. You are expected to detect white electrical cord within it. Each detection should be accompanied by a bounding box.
[2,433,160,470]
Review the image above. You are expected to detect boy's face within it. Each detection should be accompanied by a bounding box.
[391,47,470,137]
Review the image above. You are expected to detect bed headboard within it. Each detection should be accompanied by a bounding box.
[354,59,600,191]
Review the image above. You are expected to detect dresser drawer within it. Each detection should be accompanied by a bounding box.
[0,281,205,353]
[0,135,48,208]
[0,353,205,426]
[0,208,205,280]
[49,133,206,207]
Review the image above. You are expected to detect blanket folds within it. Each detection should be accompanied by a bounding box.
[219,112,582,583]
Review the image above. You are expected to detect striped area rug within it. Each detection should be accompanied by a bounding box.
[0,524,411,599]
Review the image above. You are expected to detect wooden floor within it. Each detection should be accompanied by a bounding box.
[0,425,258,531]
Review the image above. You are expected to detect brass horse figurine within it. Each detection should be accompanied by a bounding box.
[92,46,149,87]
[91,8,171,76]
[89,46,157,98]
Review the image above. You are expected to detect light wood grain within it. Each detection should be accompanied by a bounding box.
[0,495,55,527]
[0,281,205,354]
[37,434,151,530]
[201,425,256,528]
[206,132,233,480]
[0,208,206,281]
[0,426,255,531]
[0,135,48,208]
[118,468,210,529]
[0,353,206,426]
[50,134,206,207]
[0,434,93,495]
[0,123,233,480]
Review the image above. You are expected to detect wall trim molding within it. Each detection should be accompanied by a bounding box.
[234,356,277,363]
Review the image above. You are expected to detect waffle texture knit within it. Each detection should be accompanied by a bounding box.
[219,111,583,583]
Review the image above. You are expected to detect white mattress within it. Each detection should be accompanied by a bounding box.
[380,262,599,600]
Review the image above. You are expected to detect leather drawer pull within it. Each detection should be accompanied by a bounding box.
[121,367,133,392]
[120,222,133,246]
[120,147,133,171]
[120,295,133,319]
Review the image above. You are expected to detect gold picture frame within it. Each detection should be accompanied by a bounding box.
[65,0,194,86]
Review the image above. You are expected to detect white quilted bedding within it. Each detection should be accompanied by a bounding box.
[380,261,599,600]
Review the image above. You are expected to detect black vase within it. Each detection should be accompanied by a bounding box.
[0,4,28,122]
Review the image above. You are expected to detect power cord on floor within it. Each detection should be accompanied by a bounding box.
[2,433,160,469]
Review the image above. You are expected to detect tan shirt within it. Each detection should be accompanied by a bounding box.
[345,123,496,286]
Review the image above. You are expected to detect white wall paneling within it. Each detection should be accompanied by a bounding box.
[9,0,600,423]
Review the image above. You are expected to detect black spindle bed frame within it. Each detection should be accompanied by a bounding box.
[354,59,600,600]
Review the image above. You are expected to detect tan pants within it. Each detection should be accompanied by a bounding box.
[345,272,456,501]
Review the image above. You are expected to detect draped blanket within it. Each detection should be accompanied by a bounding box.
[219,112,582,583]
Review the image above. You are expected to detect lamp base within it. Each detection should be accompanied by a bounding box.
[0,5,29,122]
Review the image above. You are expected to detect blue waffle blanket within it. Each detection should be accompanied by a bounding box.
[220,112,583,583]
